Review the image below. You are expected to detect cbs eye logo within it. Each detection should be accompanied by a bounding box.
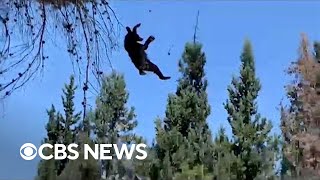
[20,143,37,160]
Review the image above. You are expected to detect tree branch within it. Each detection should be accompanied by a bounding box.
[193,10,200,44]
[0,0,121,99]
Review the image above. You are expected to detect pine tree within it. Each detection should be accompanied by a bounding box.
[224,39,277,180]
[280,34,320,179]
[164,42,210,134]
[92,71,138,179]
[36,106,61,180]
[211,127,237,180]
[60,75,81,145]
[58,75,82,175]
[57,130,100,180]
[153,41,213,179]
[56,76,100,180]
[36,75,82,179]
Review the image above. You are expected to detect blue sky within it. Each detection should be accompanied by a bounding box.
[1,1,320,179]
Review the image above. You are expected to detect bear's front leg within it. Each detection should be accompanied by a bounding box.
[143,36,155,50]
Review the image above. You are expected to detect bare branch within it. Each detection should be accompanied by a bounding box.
[0,0,122,102]
[193,10,200,44]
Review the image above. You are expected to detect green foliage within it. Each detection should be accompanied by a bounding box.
[36,75,82,179]
[166,42,210,135]
[91,71,139,179]
[36,107,60,180]
[60,75,82,145]
[211,127,236,180]
[174,163,213,180]
[223,40,278,180]
[93,71,137,144]
[313,41,320,62]
[57,132,100,180]
[35,145,57,180]
[148,42,213,179]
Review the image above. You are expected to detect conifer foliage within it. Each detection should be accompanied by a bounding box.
[36,75,84,180]
[280,34,320,179]
[150,41,213,180]
[224,40,279,180]
[92,71,139,179]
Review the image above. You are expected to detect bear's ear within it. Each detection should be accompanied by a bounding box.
[134,23,141,28]
[133,23,141,32]
[126,27,131,33]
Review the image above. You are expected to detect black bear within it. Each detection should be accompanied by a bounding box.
[124,23,170,80]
